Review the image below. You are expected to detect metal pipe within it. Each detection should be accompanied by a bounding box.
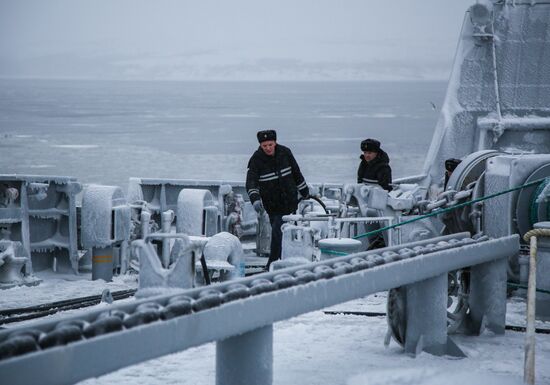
[478,117,550,131]
[161,210,174,268]
[140,211,151,239]
[283,215,393,224]
[490,21,502,123]
[145,232,208,247]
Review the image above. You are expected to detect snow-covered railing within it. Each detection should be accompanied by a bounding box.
[0,233,519,385]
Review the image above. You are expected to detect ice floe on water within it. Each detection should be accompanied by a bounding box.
[353,113,398,119]
[50,144,99,149]
[220,113,260,118]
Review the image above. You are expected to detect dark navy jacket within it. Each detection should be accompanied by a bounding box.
[357,149,393,191]
[246,144,309,215]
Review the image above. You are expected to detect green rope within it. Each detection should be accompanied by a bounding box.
[319,248,348,256]
[352,176,550,240]
[507,282,550,295]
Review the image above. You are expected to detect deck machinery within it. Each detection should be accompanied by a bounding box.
[0,2,549,381]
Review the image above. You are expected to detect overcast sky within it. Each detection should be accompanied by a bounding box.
[0,0,473,81]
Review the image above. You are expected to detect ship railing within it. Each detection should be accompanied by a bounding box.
[0,232,519,385]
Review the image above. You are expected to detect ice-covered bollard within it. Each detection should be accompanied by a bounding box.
[134,235,197,296]
[202,232,244,281]
[318,238,362,260]
[81,185,131,281]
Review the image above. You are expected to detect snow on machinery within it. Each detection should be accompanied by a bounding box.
[1,3,550,382]
[274,0,550,343]
[0,175,81,287]
[0,0,549,348]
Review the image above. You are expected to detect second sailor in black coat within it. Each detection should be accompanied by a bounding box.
[357,138,392,191]
[246,130,309,270]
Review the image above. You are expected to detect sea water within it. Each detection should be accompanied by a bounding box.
[0,79,446,189]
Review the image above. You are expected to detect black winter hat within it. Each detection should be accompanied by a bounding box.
[445,158,462,172]
[257,129,277,143]
[360,138,381,152]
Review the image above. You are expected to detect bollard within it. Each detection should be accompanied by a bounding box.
[92,246,113,282]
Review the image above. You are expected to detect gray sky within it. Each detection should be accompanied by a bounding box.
[0,0,473,81]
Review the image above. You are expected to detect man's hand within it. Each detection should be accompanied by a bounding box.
[253,200,264,214]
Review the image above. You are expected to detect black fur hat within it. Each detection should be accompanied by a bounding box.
[360,138,381,152]
[257,129,277,143]
[445,158,461,172]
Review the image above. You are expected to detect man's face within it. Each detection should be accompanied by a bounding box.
[260,140,276,156]
[363,150,377,162]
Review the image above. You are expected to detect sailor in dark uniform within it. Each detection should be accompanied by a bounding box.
[444,158,462,190]
[356,138,393,250]
[357,138,392,191]
[246,130,309,270]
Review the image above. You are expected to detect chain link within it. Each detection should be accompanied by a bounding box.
[416,188,474,215]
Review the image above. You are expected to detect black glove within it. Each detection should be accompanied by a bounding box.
[253,200,264,213]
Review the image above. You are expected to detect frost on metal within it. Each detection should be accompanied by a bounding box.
[423,2,550,190]
[202,232,244,279]
[0,234,520,385]
[81,185,130,249]
[135,237,195,295]
[177,189,218,236]
[0,240,30,285]
[0,175,81,276]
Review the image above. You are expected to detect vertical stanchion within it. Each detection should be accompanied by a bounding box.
[404,274,449,356]
[216,325,273,385]
[469,258,508,334]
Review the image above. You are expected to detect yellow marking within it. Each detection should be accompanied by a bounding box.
[93,255,113,263]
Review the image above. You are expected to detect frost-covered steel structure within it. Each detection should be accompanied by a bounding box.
[0,175,81,276]
[423,1,550,188]
[1,3,549,384]
[0,234,519,385]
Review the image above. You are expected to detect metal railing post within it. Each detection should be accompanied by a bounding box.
[404,274,449,356]
[468,257,508,335]
[216,324,273,385]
